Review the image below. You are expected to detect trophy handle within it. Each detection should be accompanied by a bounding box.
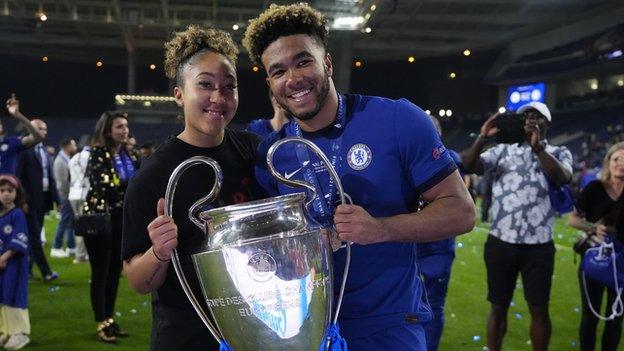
[164,156,224,343]
[267,137,345,209]
[266,137,351,326]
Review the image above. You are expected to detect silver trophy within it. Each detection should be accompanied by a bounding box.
[165,138,350,350]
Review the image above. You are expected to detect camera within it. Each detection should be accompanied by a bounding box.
[494,113,526,144]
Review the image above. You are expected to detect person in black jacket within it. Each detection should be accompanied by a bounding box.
[83,111,138,343]
[16,118,59,282]
[568,142,624,351]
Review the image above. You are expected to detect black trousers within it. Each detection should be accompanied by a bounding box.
[25,205,52,277]
[578,268,623,351]
[151,303,219,351]
[84,207,123,322]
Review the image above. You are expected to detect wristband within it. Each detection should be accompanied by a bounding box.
[152,247,171,262]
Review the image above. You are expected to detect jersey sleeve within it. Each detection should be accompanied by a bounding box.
[121,177,155,260]
[8,209,29,254]
[553,145,573,176]
[9,136,24,153]
[449,149,463,172]
[245,119,261,134]
[393,99,457,195]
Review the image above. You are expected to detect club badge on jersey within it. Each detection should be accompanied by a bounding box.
[346,143,372,171]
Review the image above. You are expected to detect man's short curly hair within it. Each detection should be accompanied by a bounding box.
[164,25,238,86]
[242,3,328,66]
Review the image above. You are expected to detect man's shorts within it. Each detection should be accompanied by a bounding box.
[347,323,426,351]
[484,235,555,307]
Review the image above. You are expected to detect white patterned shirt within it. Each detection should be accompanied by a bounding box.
[481,142,573,244]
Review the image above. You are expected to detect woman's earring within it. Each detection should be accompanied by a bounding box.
[177,101,183,107]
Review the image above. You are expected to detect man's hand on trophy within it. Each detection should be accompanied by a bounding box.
[147,198,178,262]
[334,204,388,245]
[320,228,341,252]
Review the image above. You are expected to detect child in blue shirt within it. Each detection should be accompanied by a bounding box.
[0,174,30,350]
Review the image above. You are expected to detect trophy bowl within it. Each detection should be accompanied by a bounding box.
[166,136,349,350]
[192,193,333,350]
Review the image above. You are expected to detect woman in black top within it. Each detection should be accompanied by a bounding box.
[121,26,261,351]
[568,142,624,351]
[83,111,138,342]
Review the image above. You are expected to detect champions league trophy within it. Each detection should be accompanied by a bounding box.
[165,137,350,351]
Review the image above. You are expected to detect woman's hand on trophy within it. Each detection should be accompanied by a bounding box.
[334,204,389,245]
[147,198,178,262]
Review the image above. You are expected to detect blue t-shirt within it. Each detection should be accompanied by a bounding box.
[0,136,24,175]
[255,94,457,340]
[246,119,274,138]
[0,207,30,308]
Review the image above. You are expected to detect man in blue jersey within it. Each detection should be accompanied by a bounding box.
[243,4,475,350]
[2,94,44,174]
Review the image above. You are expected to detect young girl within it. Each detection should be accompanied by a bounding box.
[0,174,30,350]
[122,25,262,351]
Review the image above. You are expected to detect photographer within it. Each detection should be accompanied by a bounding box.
[462,102,573,351]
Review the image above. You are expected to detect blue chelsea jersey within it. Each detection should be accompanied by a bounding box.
[0,136,24,175]
[255,94,457,338]
[245,119,274,138]
[0,207,30,309]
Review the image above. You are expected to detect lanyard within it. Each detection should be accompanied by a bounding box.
[286,94,346,221]
[113,149,135,181]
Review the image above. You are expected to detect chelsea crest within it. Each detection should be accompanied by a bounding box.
[347,143,372,170]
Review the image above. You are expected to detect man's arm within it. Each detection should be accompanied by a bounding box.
[123,198,177,294]
[334,170,475,244]
[53,157,68,198]
[5,94,43,148]
[535,148,572,186]
[461,136,487,175]
[461,112,500,175]
[525,124,572,186]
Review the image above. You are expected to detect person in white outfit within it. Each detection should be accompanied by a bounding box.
[67,141,91,263]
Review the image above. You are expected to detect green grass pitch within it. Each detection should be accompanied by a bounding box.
[27,211,593,350]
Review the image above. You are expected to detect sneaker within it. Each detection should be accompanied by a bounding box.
[97,321,117,343]
[107,319,129,337]
[73,256,88,264]
[3,333,30,350]
[43,272,59,282]
[50,248,69,258]
[67,248,76,256]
